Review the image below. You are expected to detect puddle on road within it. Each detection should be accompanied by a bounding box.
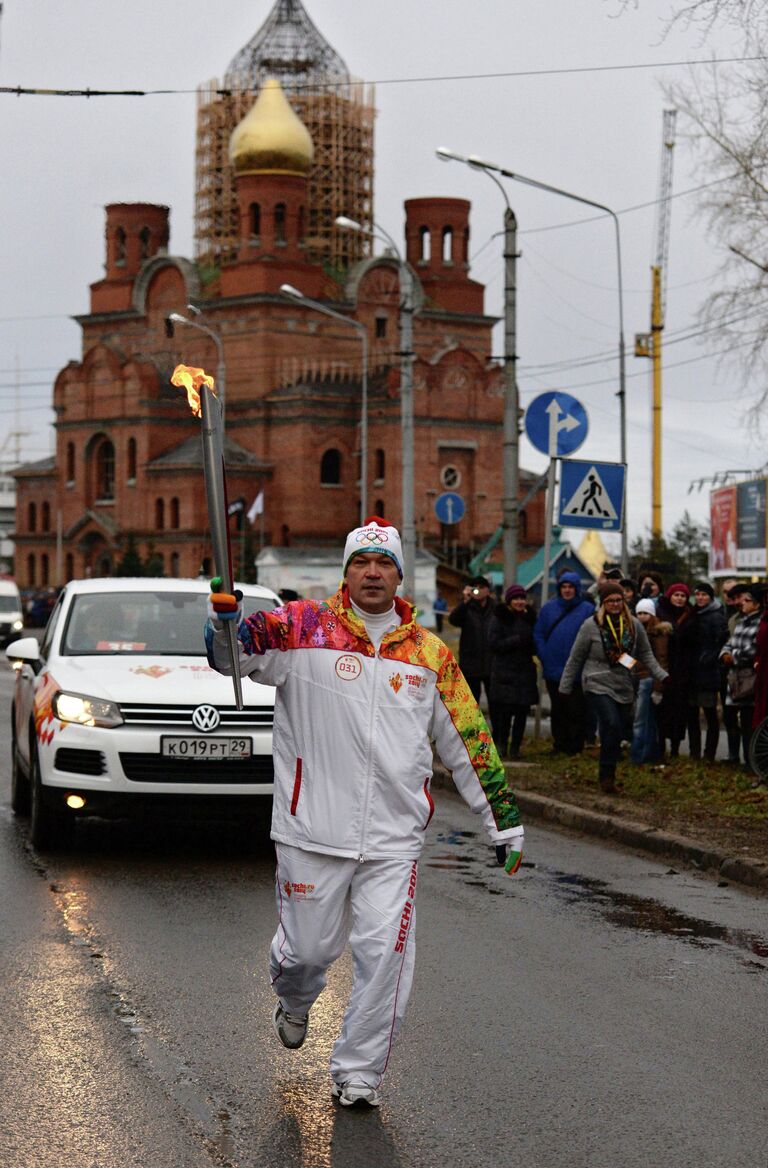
[548,869,768,968]
[428,831,768,970]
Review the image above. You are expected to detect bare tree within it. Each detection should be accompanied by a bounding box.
[608,0,768,37]
[663,52,768,415]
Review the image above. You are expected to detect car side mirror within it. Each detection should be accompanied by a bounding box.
[5,636,42,673]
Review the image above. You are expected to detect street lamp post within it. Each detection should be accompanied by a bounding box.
[437,148,628,574]
[436,149,520,584]
[280,283,370,525]
[335,216,416,602]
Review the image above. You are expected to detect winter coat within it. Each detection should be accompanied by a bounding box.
[681,600,728,692]
[533,571,594,682]
[448,596,495,677]
[635,616,672,691]
[559,612,668,704]
[721,608,760,708]
[488,604,539,707]
[752,611,768,729]
[206,587,522,860]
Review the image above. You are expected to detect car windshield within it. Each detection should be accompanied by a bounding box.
[60,591,276,656]
[0,596,20,613]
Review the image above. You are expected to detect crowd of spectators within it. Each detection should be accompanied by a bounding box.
[448,565,768,794]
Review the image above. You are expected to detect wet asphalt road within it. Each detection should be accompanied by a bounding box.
[1,659,767,1168]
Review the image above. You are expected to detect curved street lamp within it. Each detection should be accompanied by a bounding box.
[335,215,416,602]
[437,147,628,574]
[166,311,227,419]
[280,283,369,525]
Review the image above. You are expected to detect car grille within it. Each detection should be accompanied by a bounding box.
[118,703,273,730]
[119,753,275,784]
[55,748,108,776]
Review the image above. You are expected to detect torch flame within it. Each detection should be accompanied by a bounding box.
[171,363,217,419]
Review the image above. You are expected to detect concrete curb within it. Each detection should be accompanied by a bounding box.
[431,764,768,891]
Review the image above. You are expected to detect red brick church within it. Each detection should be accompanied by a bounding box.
[12,0,543,592]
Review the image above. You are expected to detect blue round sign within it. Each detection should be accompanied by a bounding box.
[434,491,465,525]
[525,391,589,457]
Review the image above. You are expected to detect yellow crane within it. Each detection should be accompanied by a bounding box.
[635,109,677,539]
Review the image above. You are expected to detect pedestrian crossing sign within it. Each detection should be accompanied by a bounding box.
[558,459,626,531]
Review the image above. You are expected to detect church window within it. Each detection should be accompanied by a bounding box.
[115,227,126,265]
[170,497,180,529]
[419,226,430,262]
[66,441,76,484]
[27,554,35,586]
[170,552,181,578]
[41,501,51,532]
[442,227,453,263]
[274,203,287,244]
[28,502,37,533]
[41,554,49,587]
[96,439,115,500]
[250,203,261,236]
[127,437,137,481]
[320,448,341,485]
[375,316,387,339]
[155,498,165,530]
[298,205,305,241]
[139,226,151,259]
[374,449,385,481]
[65,553,74,581]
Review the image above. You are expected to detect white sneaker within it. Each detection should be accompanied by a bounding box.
[331,1080,381,1108]
[272,1002,309,1050]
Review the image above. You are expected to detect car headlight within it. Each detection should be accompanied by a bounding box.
[52,690,124,728]
[11,620,23,632]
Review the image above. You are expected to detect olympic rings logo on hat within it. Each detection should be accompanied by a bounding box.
[356,530,389,545]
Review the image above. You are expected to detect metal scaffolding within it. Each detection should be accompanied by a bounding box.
[194,0,375,278]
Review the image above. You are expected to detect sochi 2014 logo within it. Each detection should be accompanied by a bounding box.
[356,528,389,545]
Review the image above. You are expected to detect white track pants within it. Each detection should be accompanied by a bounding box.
[270,844,418,1086]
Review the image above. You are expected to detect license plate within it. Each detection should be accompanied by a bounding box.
[160,736,252,759]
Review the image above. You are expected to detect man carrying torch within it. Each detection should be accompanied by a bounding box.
[205,515,524,1108]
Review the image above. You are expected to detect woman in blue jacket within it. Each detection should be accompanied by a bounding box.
[533,571,594,754]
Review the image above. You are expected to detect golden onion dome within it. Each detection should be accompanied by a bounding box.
[229,77,314,176]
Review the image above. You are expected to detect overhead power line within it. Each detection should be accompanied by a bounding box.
[2,53,767,99]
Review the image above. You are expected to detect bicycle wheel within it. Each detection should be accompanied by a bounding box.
[748,717,768,778]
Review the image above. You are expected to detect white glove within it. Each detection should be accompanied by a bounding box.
[495,832,524,876]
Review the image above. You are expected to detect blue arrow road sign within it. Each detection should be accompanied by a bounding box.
[525,391,588,457]
[558,459,626,531]
[435,491,466,525]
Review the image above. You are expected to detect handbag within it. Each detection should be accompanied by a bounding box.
[727,666,756,702]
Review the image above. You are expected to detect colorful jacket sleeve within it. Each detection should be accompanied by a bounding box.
[429,650,522,844]
[205,601,310,687]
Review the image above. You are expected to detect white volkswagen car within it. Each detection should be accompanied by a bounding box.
[6,577,280,849]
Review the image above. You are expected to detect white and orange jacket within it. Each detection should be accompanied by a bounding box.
[206,588,523,861]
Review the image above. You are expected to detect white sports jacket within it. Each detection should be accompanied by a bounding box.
[206,588,523,860]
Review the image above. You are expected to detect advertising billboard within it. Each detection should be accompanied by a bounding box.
[709,485,738,575]
[710,479,767,576]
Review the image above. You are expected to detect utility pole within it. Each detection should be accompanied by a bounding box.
[502,207,521,583]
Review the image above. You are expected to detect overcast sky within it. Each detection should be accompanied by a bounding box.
[0,0,756,549]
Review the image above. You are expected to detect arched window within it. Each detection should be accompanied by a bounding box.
[115,226,126,264]
[155,498,165,530]
[374,449,385,481]
[65,553,74,581]
[375,315,387,339]
[463,226,470,263]
[127,437,137,481]
[250,202,261,236]
[170,552,181,578]
[320,448,341,485]
[28,502,37,533]
[419,226,431,262]
[298,205,305,241]
[27,554,35,586]
[375,498,385,517]
[41,501,51,532]
[66,441,76,483]
[96,439,115,500]
[170,497,180,529]
[41,554,49,587]
[442,226,453,263]
[139,226,151,259]
[274,203,287,244]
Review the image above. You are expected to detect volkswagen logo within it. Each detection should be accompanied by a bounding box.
[192,704,220,732]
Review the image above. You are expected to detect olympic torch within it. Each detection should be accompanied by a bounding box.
[171,363,244,710]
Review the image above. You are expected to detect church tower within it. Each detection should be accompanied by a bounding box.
[195,0,375,278]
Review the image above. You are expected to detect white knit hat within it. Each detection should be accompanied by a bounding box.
[343,516,403,578]
[635,599,656,616]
